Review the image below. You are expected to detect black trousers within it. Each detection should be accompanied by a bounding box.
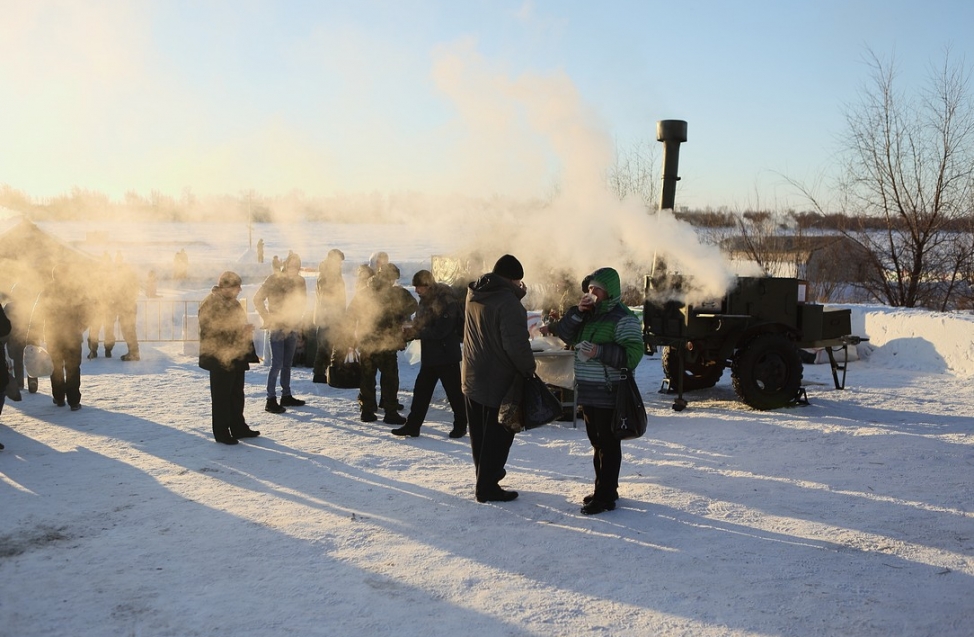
[117,304,139,355]
[359,350,399,415]
[406,361,466,429]
[49,334,82,407]
[581,405,621,502]
[313,326,337,376]
[465,396,515,497]
[209,368,247,439]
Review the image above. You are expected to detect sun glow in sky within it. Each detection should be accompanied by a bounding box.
[2,0,972,209]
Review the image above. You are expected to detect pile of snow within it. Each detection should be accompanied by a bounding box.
[846,304,974,376]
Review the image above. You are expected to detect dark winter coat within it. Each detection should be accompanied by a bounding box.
[412,282,462,367]
[313,265,346,329]
[0,304,10,390]
[199,289,253,372]
[253,272,307,331]
[347,277,418,354]
[461,273,536,408]
[40,280,89,344]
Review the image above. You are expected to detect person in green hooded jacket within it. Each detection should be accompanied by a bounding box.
[542,267,644,515]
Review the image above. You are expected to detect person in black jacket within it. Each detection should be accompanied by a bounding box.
[462,255,536,503]
[312,249,347,384]
[199,271,260,445]
[41,265,89,411]
[0,303,10,450]
[391,270,467,438]
[346,264,417,424]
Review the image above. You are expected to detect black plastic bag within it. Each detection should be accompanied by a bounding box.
[611,369,647,440]
[327,349,362,389]
[523,374,562,429]
[498,374,561,433]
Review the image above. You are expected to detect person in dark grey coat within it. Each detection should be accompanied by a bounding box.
[461,255,536,503]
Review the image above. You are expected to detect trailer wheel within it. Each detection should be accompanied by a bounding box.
[661,346,724,391]
[731,334,803,410]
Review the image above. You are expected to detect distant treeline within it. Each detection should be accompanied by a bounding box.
[0,184,540,224]
[674,208,974,232]
[5,184,973,232]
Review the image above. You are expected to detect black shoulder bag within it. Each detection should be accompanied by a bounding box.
[610,367,647,440]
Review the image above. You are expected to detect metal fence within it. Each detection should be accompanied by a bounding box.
[133,299,201,342]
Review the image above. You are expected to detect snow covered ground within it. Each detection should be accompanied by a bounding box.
[2,222,973,636]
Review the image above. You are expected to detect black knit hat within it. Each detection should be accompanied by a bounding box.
[492,254,524,280]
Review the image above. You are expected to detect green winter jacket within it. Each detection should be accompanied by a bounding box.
[551,267,643,409]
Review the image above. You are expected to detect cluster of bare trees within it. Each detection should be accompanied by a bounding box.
[793,49,974,310]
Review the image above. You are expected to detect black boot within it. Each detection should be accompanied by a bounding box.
[383,411,406,425]
[391,423,420,437]
[280,395,306,407]
[449,424,467,439]
[265,397,286,414]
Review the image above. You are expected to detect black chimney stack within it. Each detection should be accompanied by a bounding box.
[656,119,687,211]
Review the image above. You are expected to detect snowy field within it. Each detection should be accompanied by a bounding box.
[1,221,973,637]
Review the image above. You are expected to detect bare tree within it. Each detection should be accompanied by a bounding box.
[839,48,974,308]
[606,138,658,209]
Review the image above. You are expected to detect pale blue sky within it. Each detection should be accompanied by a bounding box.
[1,0,971,210]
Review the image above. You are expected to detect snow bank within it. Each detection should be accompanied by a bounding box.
[844,304,974,376]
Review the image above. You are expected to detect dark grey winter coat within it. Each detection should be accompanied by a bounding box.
[461,273,536,408]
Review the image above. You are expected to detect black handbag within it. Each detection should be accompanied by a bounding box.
[611,369,647,440]
[326,349,362,389]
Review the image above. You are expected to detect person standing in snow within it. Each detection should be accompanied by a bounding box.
[312,249,347,384]
[391,269,467,438]
[461,254,536,503]
[4,282,40,394]
[541,267,644,515]
[0,302,10,450]
[198,271,260,445]
[40,264,89,411]
[346,263,417,424]
[254,253,308,413]
[87,253,116,359]
[112,257,141,361]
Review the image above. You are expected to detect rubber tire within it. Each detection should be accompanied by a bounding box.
[731,334,803,410]
[661,345,724,392]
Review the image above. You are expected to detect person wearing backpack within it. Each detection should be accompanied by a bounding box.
[391,270,466,438]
